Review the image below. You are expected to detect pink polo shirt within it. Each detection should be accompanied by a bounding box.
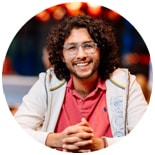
[54,77,112,138]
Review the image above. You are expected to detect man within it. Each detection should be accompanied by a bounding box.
[14,15,147,152]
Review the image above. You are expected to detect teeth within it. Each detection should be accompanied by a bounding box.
[77,63,88,67]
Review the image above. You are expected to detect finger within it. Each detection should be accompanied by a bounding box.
[66,125,93,135]
[79,118,89,126]
[63,136,80,144]
[79,119,94,132]
[62,141,92,152]
[77,132,94,140]
[74,139,92,147]
[81,117,88,123]
[64,132,93,144]
[80,126,93,133]
[63,147,91,153]
[77,149,91,153]
[62,143,79,151]
[62,136,93,152]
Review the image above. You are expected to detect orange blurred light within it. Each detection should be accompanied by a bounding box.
[53,6,66,20]
[35,10,50,22]
[65,2,82,15]
[47,6,58,13]
[65,2,82,11]
[107,10,120,20]
[87,3,102,16]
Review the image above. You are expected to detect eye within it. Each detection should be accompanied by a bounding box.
[64,43,77,51]
[67,45,77,51]
[83,42,94,49]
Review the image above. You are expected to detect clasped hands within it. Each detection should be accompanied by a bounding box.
[59,118,105,152]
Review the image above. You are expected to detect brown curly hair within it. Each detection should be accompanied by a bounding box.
[45,14,120,81]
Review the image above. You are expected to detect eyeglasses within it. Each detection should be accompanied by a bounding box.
[63,41,97,56]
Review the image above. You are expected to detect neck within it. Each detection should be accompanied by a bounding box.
[72,74,98,98]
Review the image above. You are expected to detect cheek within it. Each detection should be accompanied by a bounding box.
[62,53,73,63]
[94,50,100,60]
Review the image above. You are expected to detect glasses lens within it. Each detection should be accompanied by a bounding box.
[63,43,77,55]
[63,42,97,55]
[82,42,97,54]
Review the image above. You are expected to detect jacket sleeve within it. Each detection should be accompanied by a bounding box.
[126,74,148,132]
[14,72,50,145]
[106,73,148,146]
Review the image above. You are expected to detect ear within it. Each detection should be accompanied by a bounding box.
[60,53,65,62]
[62,58,65,62]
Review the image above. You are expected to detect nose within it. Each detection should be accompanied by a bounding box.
[76,46,87,58]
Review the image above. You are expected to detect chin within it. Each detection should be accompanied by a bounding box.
[75,73,93,79]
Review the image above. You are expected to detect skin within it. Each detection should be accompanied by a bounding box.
[62,28,100,96]
[45,28,106,152]
[46,118,104,152]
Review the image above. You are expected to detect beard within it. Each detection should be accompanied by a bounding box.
[65,59,100,80]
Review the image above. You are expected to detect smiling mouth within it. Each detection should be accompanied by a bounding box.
[76,62,89,67]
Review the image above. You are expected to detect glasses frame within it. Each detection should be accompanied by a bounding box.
[63,41,97,56]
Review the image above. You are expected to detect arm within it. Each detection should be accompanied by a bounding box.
[45,125,94,151]
[106,73,148,146]
[55,118,106,152]
[14,72,50,144]
[127,74,148,132]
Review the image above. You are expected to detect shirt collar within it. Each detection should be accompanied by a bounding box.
[66,75,106,91]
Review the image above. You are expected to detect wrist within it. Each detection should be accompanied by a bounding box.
[102,137,108,148]
[91,137,108,151]
[45,132,63,148]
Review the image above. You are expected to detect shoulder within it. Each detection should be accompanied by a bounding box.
[111,68,129,78]
[107,68,135,89]
[38,68,66,91]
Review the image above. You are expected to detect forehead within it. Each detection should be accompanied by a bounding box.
[64,28,92,44]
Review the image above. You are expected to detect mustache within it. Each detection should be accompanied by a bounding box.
[73,59,92,65]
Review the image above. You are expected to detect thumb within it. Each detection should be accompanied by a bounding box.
[80,117,90,126]
[81,117,87,123]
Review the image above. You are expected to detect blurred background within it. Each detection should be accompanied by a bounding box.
[2,2,152,114]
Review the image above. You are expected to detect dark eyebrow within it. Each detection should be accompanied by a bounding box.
[64,42,76,46]
[65,40,93,45]
[83,41,94,44]
[63,40,94,48]
[63,43,76,48]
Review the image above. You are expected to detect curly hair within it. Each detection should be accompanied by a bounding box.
[45,14,120,81]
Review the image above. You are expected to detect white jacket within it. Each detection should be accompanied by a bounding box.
[14,68,147,146]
